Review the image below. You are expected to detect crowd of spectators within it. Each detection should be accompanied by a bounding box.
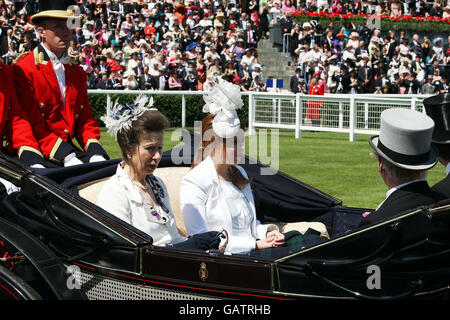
[0,0,276,92]
[286,20,450,94]
[0,0,449,94]
[281,1,450,94]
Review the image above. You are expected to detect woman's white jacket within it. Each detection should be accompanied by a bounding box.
[96,164,186,246]
[180,156,277,253]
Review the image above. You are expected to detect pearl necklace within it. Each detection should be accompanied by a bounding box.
[133,179,150,190]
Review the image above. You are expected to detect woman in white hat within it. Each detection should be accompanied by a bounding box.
[347,31,359,50]
[180,79,286,253]
[123,68,138,90]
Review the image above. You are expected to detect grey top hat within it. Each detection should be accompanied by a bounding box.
[369,108,438,171]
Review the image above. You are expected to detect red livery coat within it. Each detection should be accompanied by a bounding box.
[0,62,44,165]
[13,44,107,164]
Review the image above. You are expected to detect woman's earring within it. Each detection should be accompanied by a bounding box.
[127,154,131,160]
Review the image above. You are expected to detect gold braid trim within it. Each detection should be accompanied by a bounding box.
[12,51,30,64]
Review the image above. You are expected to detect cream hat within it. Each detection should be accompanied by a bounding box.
[202,78,244,139]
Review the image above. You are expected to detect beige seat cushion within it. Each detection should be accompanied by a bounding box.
[278,221,330,239]
[78,177,109,204]
[77,166,191,237]
[153,167,191,237]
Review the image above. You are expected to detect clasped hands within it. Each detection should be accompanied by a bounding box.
[256,230,285,249]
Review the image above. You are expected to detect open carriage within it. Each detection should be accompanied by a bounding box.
[0,140,449,300]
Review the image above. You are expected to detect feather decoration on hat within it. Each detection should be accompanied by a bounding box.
[101,94,155,140]
[203,77,243,116]
[203,77,244,138]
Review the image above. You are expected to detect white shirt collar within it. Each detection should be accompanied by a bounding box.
[41,44,68,101]
[41,44,69,67]
[385,179,426,199]
[446,162,450,176]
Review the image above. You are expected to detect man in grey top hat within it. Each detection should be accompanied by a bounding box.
[424,93,450,198]
[359,108,445,227]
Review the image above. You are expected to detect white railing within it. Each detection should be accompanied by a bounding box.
[88,89,432,142]
[248,92,430,141]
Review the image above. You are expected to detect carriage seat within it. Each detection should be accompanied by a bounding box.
[78,166,191,237]
[77,166,329,241]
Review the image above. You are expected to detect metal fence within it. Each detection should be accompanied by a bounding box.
[248,92,428,141]
[88,89,430,142]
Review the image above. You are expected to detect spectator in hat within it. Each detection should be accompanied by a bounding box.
[138,66,157,90]
[424,94,450,198]
[168,68,182,91]
[233,76,249,92]
[348,32,360,50]
[306,77,324,126]
[207,58,222,77]
[359,108,444,228]
[422,75,436,94]
[400,71,421,94]
[327,55,340,93]
[96,71,111,89]
[214,10,225,34]
[123,68,138,90]
[333,65,348,94]
[224,61,238,81]
[368,36,381,62]
[109,64,123,89]
[183,65,198,91]
[249,74,266,91]
[290,66,303,93]
[251,63,264,82]
[186,41,198,60]
[358,53,373,93]
[347,68,359,94]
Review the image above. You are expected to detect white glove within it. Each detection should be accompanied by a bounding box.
[64,152,83,167]
[30,164,46,169]
[0,177,20,194]
[89,155,107,163]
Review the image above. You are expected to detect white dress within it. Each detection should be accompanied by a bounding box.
[180,156,278,253]
[96,164,186,246]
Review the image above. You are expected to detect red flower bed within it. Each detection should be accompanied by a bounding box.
[292,10,450,24]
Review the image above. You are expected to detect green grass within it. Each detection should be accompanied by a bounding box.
[100,129,445,210]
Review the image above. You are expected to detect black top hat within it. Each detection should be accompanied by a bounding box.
[423,93,450,144]
[31,0,78,25]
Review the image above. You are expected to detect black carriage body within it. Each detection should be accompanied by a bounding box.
[0,150,449,300]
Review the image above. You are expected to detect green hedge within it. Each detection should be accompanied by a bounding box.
[88,93,250,129]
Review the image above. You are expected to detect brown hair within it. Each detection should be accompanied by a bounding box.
[117,109,169,163]
[192,114,251,190]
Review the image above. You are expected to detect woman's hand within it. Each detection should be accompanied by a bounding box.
[256,238,276,249]
[266,230,285,246]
